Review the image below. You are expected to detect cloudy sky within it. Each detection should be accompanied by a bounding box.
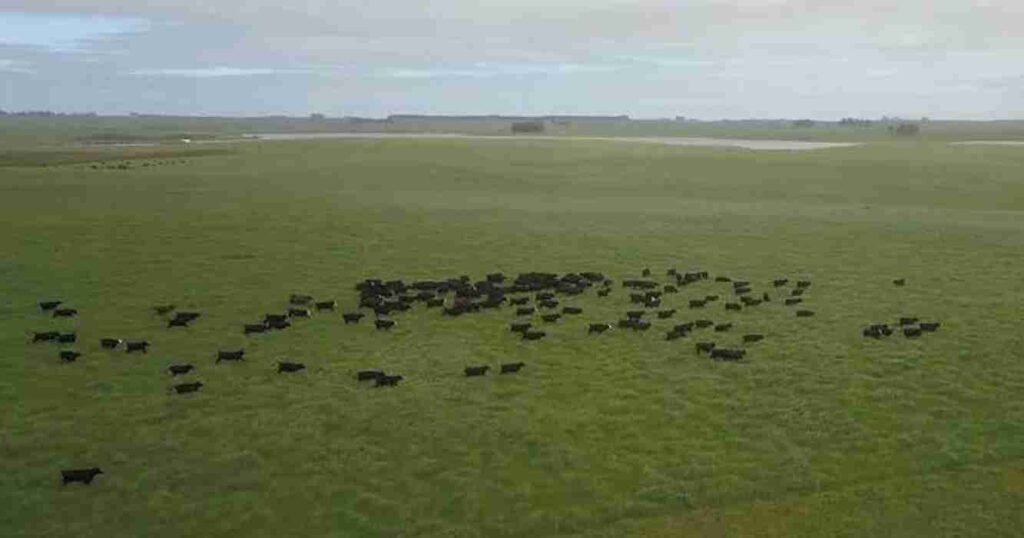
[1,1,1022,118]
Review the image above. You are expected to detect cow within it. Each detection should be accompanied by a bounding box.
[694,320,714,328]
[743,334,765,343]
[645,296,662,308]
[125,341,149,353]
[695,342,716,354]
[899,317,919,326]
[522,330,546,341]
[216,350,245,363]
[562,306,583,315]
[52,308,78,318]
[315,300,337,311]
[500,362,525,374]
[39,301,62,311]
[357,370,385,381]
[289,294,314,305]
[278,362,305,373]
[903,327,922,338]
[714,323,733,332]
[342,312,365,324]
[790,289,805,297]
[863,324,894,338]
[641,268,651,277]
[375,319,396,331]
[626,310,646,320]
[741,297,762,307]
[288,308,311,318]
[173,312,201,322]
[674,322,695,333]
[264,313,288,324]
[657,309,677,319]
[59,351,81,363]
[893,278,906,286]
[710,348,746,361]
[100,338,123,349]
[734,287,751,296]
[465,365,490,377]
[796,280,812,289]
[665,329,686,341]
[796,310,815,317]
[541,313,561,323]
[57,333,76,343]
[588,323,612,334]
[509,297,530,306]
[732,281,750,288]
[516,307,536,317]
[510,322,532,334]
[705,295,720,302]
[267,319,291,330]
[32,331,60,343]
[785,298,803,306]
[715,276,731,282]
[374,374,403,387]
[725,303,742,312]
[168,317,190,328]
[689,299,706,309]
[597,289,611,298]
[762,292,771,302]
[664,285,678,294]
[920,322,941,332]
[61,468,103,486]
[168,364,194,376]
[773,279,789,287]
[174,382,203,394]
[426,298,445,308]
[244,324,267,335]
[153,304,176,315]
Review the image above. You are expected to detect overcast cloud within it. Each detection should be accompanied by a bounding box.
[0,1,1022,118]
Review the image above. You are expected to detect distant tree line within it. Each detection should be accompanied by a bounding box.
[839,117,873,126]
[889,123,921,136]
[0,110,97,117]
[511,121,545,134]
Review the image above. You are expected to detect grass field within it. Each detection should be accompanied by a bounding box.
[2,137,1023,537]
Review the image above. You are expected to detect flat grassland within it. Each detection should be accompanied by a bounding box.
[1,137,1023,537]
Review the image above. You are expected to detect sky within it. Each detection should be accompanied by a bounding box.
[0,1,1022,119]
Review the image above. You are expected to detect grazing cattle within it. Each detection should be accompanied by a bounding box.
[899,317,919,326]
[357,370,385,381]
[689,300,706,309]
[278,362,305,373]
[642,268,651,277]
[597,289,611,297]
[100,338,123,349]
[734,287,751,295]
[32,331,60,343]
[315,300,337,311]
[536,292,555,301]
[168,317,190,328]
[588,323,612,334]
[695,320,714,328]
[904,327,922,338]
[516,307,536,317]
[173,312,201,322]
[168,364,194,376]
[740,297,762,307]
[796,280,812,289]
[773,279,789,287]
[244,324,267,335]
[61,468,102,486]
[59,351,81,363]
[288,308,311,318]
[342,312,365,324]
[464,365,490,377]
[674,322,695,333]
[522,330,546,341]
[920,322,941,332]
[626,310,645,320]
[863,324,893,338]
[785,298,803,306]
[125,341,149,353]
[216,350,245,363]
[510,322,532,334]
[426,298,445,308]
[796,310,815,317]
[732,281,750,288]
[509,297,530,306]
[715,276,731,282]
[665,329,686,341]
[724,302,742,312]
[153,304,176,315]
[710,348,746,361]
[645,296,662,308]
[375,319,396,331]
[743,334,765,343]
[264,313,288,324]
[57,333,76,343]
[695,342,716,354]
[762,292,771,302]
[374,374,403,387]
[714,323,733,332]
[664,285,678,294]
[562,306,583,315]
[174,382,203,394]
[39,301,62,311]
[289,294,314,305]
[539,299,559,309]
[541,313,561,323]
[52,308,78,318]
[657,309,676,319]
[790,289,805,297]
[267,319,291,330]
[705,295,720,302]
[893,278,906,286]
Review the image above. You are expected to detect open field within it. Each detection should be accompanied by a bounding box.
[2,137,1024,537]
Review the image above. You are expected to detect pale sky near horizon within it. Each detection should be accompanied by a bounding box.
[0,1,1022,119]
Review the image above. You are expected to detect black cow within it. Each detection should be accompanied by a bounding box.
[278,362,305,373]
[714,323,733,332]
[39,300,62,311]
[516,307,536,317]
[52,308,78,318]
[562,306,583,315]
[785,298,803,306]
[899,317,919,326]
[315,300,337,311]
[725,303,742,311]
[464,365,490,377]
[100,338,123,349]
[267,319,291,330]
[57,333,76,343]
[501,362,525,374]
[626,310,645,320]
[645,296,662,308]
[288,308,311,318]
[357,370,385,381]
[174,382,203,394]
[734,287,752,295]
[289,294,314,305]
[689,300,706,309]
[539,299,559,309]
[588,323,612,334]
[641,268,651,277]
[657,309,676,319]
[510,322,532,334]
[796,310,815,317]
[664,285,678,294]
[695,342,716,354]
[509,297,530,306]
[174,312,201,322]
[597,289,611,297]
[796,280,812,289]
[125,341,149,353]
[32,331,60,343]
[168,317,190,328]
[342,312,365,324]
[705,295,720,302]
[710,348,746,361]
[374,374,403,387]
[694,320,714,328]
[893,278,906,286]
[153,304,176,315]
[244,324,267,335]
[920,322,941,332]
[264,313,287,324]
[773,279,789,287]
[743,334,765,343]
[216,350,245,363]
[904,327,922,338]
[541,313,561,323]
[665,329,686,341]
[168,364,194,376]
[732,281,750,288]
[715,276,731,282]
[762,292,771,302]
[61,468,102,486]
[741,297,762,307]
[426,298,445,308]
[375,319,396,331]
[674,322,695,333]
[59,351,81,363]
[522,330,546,341]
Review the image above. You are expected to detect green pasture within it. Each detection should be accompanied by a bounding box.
[1,138,1023,537]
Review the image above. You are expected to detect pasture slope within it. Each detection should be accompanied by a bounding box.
[1,138,1023,537]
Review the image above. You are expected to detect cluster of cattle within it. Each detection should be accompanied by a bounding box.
[88,159,188,171]
[862,317,941,339]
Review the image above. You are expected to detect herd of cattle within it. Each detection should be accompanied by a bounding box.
[31,268,940,485]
